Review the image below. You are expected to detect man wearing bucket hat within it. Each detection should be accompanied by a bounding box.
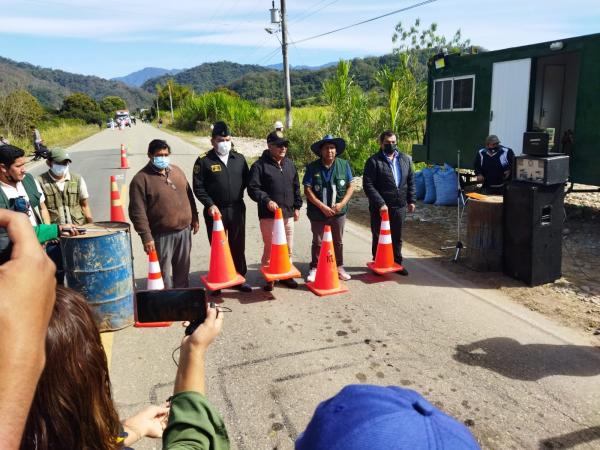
[473,135,515,195]
[37,148,93,226]
[303,134,355,282]
[248,130,302,291]
[295,384,481,450]
[363,130,416,276]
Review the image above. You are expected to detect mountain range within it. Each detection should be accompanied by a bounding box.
[0,56,152,110]
[112,67,183,87]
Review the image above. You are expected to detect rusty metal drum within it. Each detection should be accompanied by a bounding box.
[61,222,134,331]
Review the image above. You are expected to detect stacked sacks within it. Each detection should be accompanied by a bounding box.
[415,170,426,200]
[433,163,458,206]
[422,165,440,204]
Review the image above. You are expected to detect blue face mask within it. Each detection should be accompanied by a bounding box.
[153,156,170,170]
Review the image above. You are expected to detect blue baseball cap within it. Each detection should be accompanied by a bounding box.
[296,385,480,450]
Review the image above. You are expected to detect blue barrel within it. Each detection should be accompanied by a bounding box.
[61,222,134,331]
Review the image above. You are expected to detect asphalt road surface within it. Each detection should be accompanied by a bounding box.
[30,124,600,449]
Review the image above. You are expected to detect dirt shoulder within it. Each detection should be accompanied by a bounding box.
[164,129,600,339]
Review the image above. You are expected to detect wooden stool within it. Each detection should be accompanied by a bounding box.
[465,195,503,271]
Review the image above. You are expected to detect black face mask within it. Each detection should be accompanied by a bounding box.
[383,143,397,155]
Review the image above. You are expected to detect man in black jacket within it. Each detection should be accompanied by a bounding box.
[247,131,302,291]
[192,121,251,293]
[363,131,416,275]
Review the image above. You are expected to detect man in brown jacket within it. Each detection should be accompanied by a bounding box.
[129,139,200,288]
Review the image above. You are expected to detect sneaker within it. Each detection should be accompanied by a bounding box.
[263,281,275,292]
[337,266,351,281]
[280,278,298,288]
[236,282,252,293]
[210,289,221,296]
[306,268,317,283]
[397,265,409,276]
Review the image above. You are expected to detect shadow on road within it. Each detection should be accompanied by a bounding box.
[453,337,600,381]
[539,426,600,449]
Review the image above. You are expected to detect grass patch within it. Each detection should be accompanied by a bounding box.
[4,119,100,155]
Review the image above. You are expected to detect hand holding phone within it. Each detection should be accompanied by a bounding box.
[182,302,223,349]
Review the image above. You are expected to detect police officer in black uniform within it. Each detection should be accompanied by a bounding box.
[192,121,252,293]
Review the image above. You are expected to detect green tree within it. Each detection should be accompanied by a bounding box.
[60,92,103,124]
[0,90,44,137]
[99,96,127,115]
[156,79,193,111]
[377,19,471,144]
[323,60,376,174]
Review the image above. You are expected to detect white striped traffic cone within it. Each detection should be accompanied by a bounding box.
[147,249,165,290]
[367,209,403,274]
[261,208,301,282]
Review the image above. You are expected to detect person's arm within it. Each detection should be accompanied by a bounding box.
[163,306,229,449]
[247,163,271,206]
[122,405,170,447]
[362,158,386,210]
[473,151,484,183]
[80,198,93,223]
[406,158,417,210]
[128,177,155,254]
[304,186,335,217]
[39,201,51,224]
[0,210,57,449]
[192,159,215,209]
[504,148,515,180]
[292,167,303,212]
[185,181,200,235]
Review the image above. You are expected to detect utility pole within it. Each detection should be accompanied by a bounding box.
[280,0,292,129]
[168,80,175,121]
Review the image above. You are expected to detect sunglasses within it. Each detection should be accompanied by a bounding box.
[11,196,31,216]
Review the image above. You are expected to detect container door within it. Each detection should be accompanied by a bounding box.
[489,58,531,155]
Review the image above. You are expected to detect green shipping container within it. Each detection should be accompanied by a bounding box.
[414,33,600,186]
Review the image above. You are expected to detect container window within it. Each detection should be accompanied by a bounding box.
[433,78,452,111]
[453,76,475,110]
[433,75,475,112]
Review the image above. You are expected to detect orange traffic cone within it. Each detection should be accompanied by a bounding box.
[261,208,300,282]
[201,212,245,291]
[135,249,171,328]
[120,144,129,169]
[306,225,348,296]
[367,209,403,274]
[110,176,126,222]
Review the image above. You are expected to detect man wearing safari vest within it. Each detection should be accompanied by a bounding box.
[0,145,78,279]
[37,148,93,226]
[303,134,355,283]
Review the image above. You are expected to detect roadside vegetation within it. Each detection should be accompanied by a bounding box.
[156,20,469,174]
[0,89,129,154]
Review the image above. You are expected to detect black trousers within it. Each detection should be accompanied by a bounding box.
[203,203,247,276]
[370,206,406,264]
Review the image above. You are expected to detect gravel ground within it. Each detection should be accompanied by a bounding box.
[170,131,600,338]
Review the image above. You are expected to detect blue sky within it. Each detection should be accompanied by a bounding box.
[0,0,598,79]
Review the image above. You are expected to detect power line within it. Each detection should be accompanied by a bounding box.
[290,0,438,45]
[289,0,340,25]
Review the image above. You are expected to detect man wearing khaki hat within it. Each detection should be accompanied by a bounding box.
[37,148,93,225]
[473,135,515,194]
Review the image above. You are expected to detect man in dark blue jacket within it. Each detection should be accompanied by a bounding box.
[473,134,515,194]
[363,131,416,275]
[248,131,302,291]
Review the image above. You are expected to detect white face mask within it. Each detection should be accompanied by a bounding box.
[216,140,232,156]
[50,163,69,177]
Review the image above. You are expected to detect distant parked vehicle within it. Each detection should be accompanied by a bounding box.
[115,110,131,127]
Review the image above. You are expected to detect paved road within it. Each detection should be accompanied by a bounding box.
[34,124,600,450]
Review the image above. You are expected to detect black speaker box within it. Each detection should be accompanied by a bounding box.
[523,131,550,156]
[503,182,565,286]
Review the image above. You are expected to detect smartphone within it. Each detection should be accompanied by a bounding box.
[135,288,206,324]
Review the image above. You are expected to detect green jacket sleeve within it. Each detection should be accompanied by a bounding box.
[163,391,230,450]
[34,224,59,244]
